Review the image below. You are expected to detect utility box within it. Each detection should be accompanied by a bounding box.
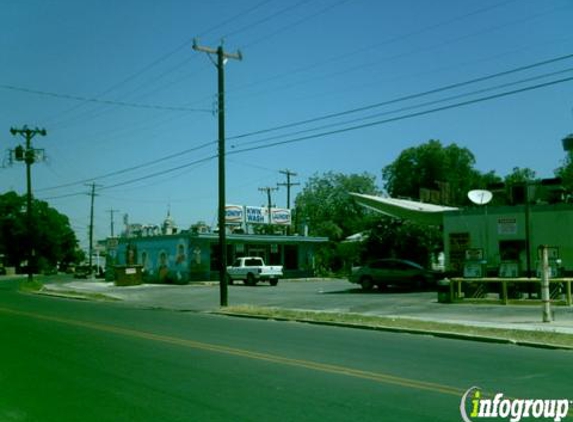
[437,279,452,303]
[114,265,143,286]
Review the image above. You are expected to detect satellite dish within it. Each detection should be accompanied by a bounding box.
[468,189,493,205]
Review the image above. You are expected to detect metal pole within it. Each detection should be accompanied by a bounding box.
[525,183,532,277]
[540,245,552,322]
[216,46,228,307]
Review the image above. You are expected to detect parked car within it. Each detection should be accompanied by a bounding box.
[227,257,283,286]
[73,265,91,279]
[349,258,437,291]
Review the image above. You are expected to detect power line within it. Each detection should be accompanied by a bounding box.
[37,75,573,202]
[242,0,352,50]
[39,0,274,125]
[223,2,569,110]
[225,0,519,97]
[231,66,573,150]
[227,52,573,145]
[0,84,212,113]
[35,54,573,196]
[99,155,218,191]
[38,155,217,200]
[221,0,312,40]
[228,75,573,156]
[36,140,216,192]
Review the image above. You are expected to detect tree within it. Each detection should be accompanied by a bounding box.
[294,172,380,275]
[361,217,442,268]
[504,167,537,185]
[382,140,498,206]
[0,191,81,271]
[295,171,380,241]
[555,152,573,194]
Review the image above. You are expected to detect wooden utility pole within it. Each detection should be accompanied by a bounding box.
[10,126,47,283]
[192,39,242,307]
[278,169,299,234]
[86,183,101,276]
[259,186,279,225]
[107,208,120,237]
[277,169,300,209]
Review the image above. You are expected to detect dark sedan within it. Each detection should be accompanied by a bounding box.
[349,258,437,291]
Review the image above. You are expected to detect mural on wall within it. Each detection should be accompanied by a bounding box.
[126,243,138,265]
[174,240,188,283]
[158,251,169,282]
[189,240,210,280]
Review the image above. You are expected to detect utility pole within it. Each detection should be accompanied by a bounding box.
[86,183,101,276]
[9,126,47,283]
[193,39,242,307]
[107,208,120,237]
[259,187,279,225]
[277,169,300,209]
[278,169,299,235]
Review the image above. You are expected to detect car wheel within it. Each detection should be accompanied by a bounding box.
[360,277,374,291]
[270,279,279,286]
[412,276,425,290]
[227,275,234,285]
[245,273,256,286]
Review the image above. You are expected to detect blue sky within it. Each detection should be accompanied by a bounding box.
[1,0,573,250]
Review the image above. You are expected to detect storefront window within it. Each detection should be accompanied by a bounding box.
[284,245,298,270]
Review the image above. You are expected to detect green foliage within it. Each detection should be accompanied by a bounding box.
[295,171,380,241]
[504,167,537,185]
[382,140,499,206]
[0,191,81,271]
[555,151,573,193]
[362,217,442,268]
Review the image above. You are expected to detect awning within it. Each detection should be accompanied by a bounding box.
[350,193,458,226]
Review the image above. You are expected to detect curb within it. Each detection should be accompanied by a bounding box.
[34,288,121,302]
[216,311,573,351]
[30,284,573,351]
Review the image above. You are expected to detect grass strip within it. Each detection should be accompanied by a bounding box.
[221,305,573,349]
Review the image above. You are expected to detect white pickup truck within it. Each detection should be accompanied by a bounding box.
[227,257,283,286]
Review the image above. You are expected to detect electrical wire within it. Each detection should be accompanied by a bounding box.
[222,2,568,108]
[221,0,312,40]
[37,0,275,128]
[227,52,573,144]
[0,84,211,113]
[228,75,573,156]
[230,67,573,149]
[44,72,569,199]
[99,155,217,191]
[218,0,522,99]
[34,53,573,195]
[36,140,217,192]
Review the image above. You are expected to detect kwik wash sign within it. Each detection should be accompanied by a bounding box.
[226,205,291,226]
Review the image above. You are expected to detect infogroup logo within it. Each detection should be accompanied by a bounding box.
[460,387,571,422]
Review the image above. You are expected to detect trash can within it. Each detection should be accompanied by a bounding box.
[114,265,143,286]
[437,279,452,303]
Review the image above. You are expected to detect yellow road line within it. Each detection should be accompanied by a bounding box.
[0,306,465,397]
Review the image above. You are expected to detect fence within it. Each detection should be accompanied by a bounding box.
[448,277,572,306]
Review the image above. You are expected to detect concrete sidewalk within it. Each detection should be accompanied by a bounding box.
[38,279,573,338]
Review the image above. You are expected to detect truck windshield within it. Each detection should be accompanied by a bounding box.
[245,258,262,266]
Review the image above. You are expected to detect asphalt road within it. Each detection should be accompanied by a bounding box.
[1,281,572,422]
